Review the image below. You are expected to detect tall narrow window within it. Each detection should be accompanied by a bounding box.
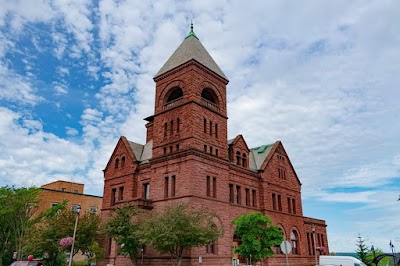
[242,154,247,168]
[164,176,169,198]
[229,184,234,203]
[143,183,150,199]
[209,121,212,135]
[177,118,180,132]
[170,120,174,135]
[210,146,213,154]
[245,188,250,206]
[236,186,241,204]
[252,189,256,207]
[111,188,116,206]
[204,118,207,133]
[171,175,176,197]
[213,177,217,198]
[204,145,207,152]
[115,158,119,169]
[169,146,173,153]
[236,151,241,165]
[176,144,179,151]
[307,233,312,255]
[272,193,276,210]
[291,231,299,255]
[215,124,218,138]
[119,186,124,201]
[206,176,211,197]
[215,149,219,156]
[164,122,168,137]
[288,197,292,213]
[163,147,167,154]
[121,156,125,167]
[292,198,296,214]
[278,194,282,211]
[108,238,112,255]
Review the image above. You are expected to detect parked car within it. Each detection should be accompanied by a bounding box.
[319,255,367,266]
[9,255,45,266]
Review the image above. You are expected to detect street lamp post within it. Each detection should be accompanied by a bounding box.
[312,224,317,266]
[68,205,81,266]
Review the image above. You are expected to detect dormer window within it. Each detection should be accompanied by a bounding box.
[236,151,241,165]
[242,153,247,168]
[115,158,119,168]
[121,156,125,167]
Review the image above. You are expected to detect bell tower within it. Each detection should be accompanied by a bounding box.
[146,24,229,159]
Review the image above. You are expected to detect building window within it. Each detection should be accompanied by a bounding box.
[236,151,241,165]
[171,175,176,197]
[245,188,250,206]
[204,118,207,133]
[51,202,59,207]
[242,154,247,168]
[292,198,296,214]
[121,156,126,167]
[206,224,217,254]
[213,177,217,198]
[73,190,78,194]
[89,206,97,213]
[177,118,180,132]
[206,176,211,197]
[291,231,299,255]
[287,197,296,213]
[164,176,169,198]
[278,168,287,179]
[71,204,80,212]
[276,228,284,254]
[210,146,213,154]
[307,232,312,255]
[272,193,276,210]
[209,121,212,135]
[163,147,167,154]
[169,146,173,153]
[115,158,119,168]
[176,144,180,151]
[108,238,112,255]
[215,124,218,138]
[252,189,257,207]
[164,122,168,137]
[204,145,207,152]
[143,183,150,199]
[170,120,174,134]
[111,188,116,206]
[166,87,183,103]
[215,149,219,156]
[229,184,234,203]
[278,194,282,211]
[119,186,124,201]
[236,186,241,204]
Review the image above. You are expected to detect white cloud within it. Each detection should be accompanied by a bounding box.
[66,126,78,136]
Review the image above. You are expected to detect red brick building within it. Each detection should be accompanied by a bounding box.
[100,25,328,266]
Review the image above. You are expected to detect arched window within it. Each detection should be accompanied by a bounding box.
[115,158,119,168]
[121,156,125,167]
[206,224,218,254]
[242,153,247,168]
[166,87,183,103]
[275,228,285,254]
[236,151,241,165]
[201,88,217,104]
[291,230,299,255]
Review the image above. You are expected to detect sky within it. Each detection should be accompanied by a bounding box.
[0,0,399,253]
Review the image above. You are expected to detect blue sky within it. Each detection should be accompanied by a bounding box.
[0,0,399,253]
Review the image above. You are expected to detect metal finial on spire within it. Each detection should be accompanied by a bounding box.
[185,20,198,39]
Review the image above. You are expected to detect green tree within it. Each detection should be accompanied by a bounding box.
[28,201,102,266]
[0,186,41,264]
[139,204,223,266]
[0,187,14,266]
[356,235,370,265]
[103,205,141,266]
[231,212,283,265]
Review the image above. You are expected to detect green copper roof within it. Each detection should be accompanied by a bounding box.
[154,24,228,80]
[185,22,198,39]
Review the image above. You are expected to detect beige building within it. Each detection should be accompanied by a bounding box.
[38,180,102,215]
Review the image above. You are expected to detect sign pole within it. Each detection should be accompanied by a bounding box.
[284,241,289,266]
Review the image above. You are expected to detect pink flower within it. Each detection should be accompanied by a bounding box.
[316,246,326,254]
[60,237,74,247]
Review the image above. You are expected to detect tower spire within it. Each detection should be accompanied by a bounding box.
[185,21,198,39]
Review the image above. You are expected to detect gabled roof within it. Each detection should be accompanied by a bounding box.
[128,139,153,163]
[249,143,275,170]
[154,26,228,80]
